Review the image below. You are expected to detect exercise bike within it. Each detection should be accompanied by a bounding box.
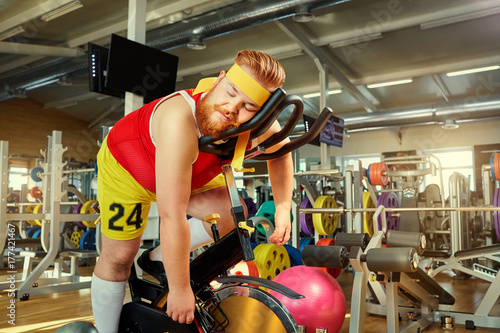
[118,89,334,333]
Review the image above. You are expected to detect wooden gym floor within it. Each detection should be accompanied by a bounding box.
[1,262,499,333]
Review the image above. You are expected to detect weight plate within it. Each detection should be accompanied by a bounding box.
[366,164,372,185]
[368,163,377,186]
[243,198,257,216]
[372,162,383,186]
[299,237,315,252]
[494,188,500,241]
[495,153,500,182]
[253,244,290,280]
[256,201,276,224]
[7,191,20,203]
[80,200,98,228]
[71,231,84,248]
[33,204,43,226]
[27,227,38,238]
[248,216,275,241]
[363,192,375,236]
[228,260,260,277]
[29,186,43,199]
[30,167,44,182]
[368,162,389,186]
[380,162,389,186]
[312,196,338,235]
[491,154,496,181]
[299,197,314,235]
[25,205,37,225]
[80,230,96,250]
[472,215,483,235]
[73,202,85,228]
[7,206,19,214]
[283,244,304,267]
[377,192,400,231]
[32,228,41,238]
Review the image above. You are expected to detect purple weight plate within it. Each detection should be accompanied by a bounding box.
[377,192,400,231]
[73,202,85,228]
[494,188,500,241]
[300,197,314,235]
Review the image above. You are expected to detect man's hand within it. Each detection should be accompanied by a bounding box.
[268,210,291,246]
[166,287,196,324]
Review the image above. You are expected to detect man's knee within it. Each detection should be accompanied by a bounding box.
[99,236,141,271]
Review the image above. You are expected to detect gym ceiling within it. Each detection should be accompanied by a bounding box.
[0,0,499,132]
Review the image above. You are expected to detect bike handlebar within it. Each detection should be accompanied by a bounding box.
[250,106,333,160]
[198,89,334,160]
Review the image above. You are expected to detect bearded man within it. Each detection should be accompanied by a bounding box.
[91,50,293,333]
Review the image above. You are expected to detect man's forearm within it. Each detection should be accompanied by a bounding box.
[160,217,191,290]
[267,152,293,211]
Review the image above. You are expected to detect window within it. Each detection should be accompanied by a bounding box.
[341,155,380,172]
[422,149,474,199]
[9,166,28,191]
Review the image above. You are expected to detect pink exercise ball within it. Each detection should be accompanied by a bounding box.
[269,266,346,333]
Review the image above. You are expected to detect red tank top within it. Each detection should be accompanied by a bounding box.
[106,89,223,193]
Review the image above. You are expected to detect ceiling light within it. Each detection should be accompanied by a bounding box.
[187,35,206,50]
[40,0,83,22]
[293,5,314,23]
[441,119,459,130]
[420,7,500,30]
[329,33,383,49]
[303,90,342,98]
[446,65,500,77]
[367,79,413,89]
[0,26,25,41]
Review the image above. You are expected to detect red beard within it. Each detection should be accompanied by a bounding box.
[195,91,240,139]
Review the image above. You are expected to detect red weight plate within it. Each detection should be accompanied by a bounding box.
[380,162,389,186]
[494,154,500,181]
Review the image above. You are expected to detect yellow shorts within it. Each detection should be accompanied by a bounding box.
[97,138,156,240]
[97,138,226,240]
[191,174,226,195]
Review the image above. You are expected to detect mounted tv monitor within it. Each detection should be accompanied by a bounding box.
[88,42,125,99]
[319,115,344,148]
[302,114,344,148]
[302,114,320,147]
[106,34,179,103]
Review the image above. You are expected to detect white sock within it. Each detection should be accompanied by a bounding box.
[149,217,214,261]
[91,273,127,333]
[188,217,214,251]
[149,246,163,261]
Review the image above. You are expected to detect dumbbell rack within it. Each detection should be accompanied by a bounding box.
[0,130,99,300]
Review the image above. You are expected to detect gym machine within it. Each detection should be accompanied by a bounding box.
[300,201,500,331]
[0,131,100,299]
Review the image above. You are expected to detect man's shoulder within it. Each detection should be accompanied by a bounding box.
[156,93,193,115]
[152,93,198,135]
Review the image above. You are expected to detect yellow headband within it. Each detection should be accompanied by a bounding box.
[226,64,271,106]
[193,64,271,107]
